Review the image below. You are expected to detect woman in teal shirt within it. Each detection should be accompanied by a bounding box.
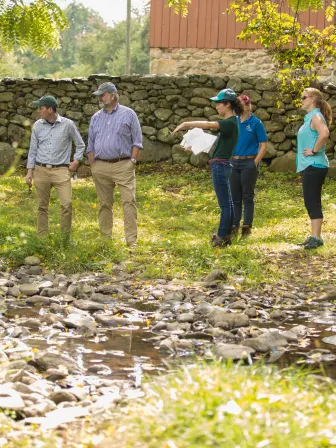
[297,88,331,249]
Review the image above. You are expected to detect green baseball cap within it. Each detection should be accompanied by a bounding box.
[209,88,237,102]
[32,95,58,108]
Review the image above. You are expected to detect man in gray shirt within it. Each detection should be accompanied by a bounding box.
[26,95,85,237]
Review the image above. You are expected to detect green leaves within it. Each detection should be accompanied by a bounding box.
[166,0,192,17]
[228,0,336,101]
[0,0,68,56]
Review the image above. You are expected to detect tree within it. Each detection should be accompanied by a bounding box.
[167,0,336,99]
[0,0,67,56]
[0,49,24,78]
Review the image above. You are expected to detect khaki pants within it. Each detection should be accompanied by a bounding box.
[33,165,72,237]
[91,159,137,244]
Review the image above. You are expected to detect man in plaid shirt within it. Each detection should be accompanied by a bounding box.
[26,95,85,237]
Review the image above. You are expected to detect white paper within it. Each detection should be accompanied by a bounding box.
[181,128,217,155]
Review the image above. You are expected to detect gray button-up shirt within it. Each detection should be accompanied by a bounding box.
[87,104,143,160]
[27,115,85,169]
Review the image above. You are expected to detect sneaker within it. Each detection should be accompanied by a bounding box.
[241,225,252,237]
[304,237,324,250]
[211,234,232,247]
[298,236,314,246]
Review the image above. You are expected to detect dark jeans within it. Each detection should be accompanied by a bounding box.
[302,165,328,219]
[230,158,258,228]
[210,162,234,238]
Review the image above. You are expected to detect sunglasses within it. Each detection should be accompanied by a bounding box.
[301,95,310,100]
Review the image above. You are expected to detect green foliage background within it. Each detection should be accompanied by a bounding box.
[0,1,150,79]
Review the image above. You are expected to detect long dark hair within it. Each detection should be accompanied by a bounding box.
[222,99,244,116]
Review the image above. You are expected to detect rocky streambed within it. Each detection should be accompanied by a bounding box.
[0,256,336,438]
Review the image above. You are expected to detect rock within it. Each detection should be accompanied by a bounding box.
[254,108,270,121]
[73,299,105,312]
[328,159,336,179]
[177,313,196,323]
[154,108,173,121]
[0,385,25,410]
[25,295,51,305]
[19,284,39,296]
[291,325,308,336]
[281,330,298,342]
[284,121,302,138]
[209,310,249,330]
[166,322,191,332]
[322,336,336,345]
[190,152,210,166]
[226,78,242,92]
[34,352,81,373]
[40,288,63,297]
[214,343,255,361]
[24,256,41,266]
[27,265,42,275]
[192,87,219,98]
[270,310,288,321]
[139,136,172,162]
[228,300,246,310]
[62,314,97,333]
[163,291,185,301]
[95,315,141,327]
[49,391,77,405]
[270,150,296,173]
[172,144,191,164]
[204,269,227,283]
[243,332,288,353]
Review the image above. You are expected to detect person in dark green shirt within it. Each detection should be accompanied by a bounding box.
[173,88,242,247]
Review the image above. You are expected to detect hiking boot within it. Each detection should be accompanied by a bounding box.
[241,225,252,237]
[231,225,239,236]
[211,234,232,247]
[304,237,324,250]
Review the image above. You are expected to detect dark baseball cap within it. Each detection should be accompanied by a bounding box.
[32,95,58,108]
[209,88,237,102]
[92,82,117,96]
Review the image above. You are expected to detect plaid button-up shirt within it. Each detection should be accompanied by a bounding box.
[27,115,85,169]
[87,104,143,159]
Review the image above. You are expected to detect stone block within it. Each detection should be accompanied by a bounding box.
[172,145,191,164]
[0,142,15,167]
[139,136,172,162]
[270,150,296,173]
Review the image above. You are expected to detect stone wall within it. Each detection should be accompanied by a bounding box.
[0,74,336,176]
[150,48,336,82]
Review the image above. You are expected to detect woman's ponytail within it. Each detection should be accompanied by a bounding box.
[306,87,332,128]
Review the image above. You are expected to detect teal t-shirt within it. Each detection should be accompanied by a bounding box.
[296,108,329,173]
[211,116,239,159]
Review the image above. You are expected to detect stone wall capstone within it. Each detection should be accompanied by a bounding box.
[1,74,336,176]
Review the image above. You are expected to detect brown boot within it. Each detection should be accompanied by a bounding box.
[231,225,239,236]
[211,234,232,247]
[241,225,252,237]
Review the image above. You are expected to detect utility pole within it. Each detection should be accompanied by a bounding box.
[125,0,131,74]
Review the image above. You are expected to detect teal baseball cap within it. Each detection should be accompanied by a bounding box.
[32,95,58,108]
[209,88,237,102]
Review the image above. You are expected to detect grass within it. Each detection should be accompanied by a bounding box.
[0,164,335,285]
[96,362,336,448]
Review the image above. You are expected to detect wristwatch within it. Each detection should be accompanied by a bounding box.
[131,158,137,164]
[312,148,318,155]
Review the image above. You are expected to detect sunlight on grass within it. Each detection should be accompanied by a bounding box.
[99,362,336,448]
[0,165,335,284]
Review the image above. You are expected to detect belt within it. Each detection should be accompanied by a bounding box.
[35,162,69,168]
[95,157,131,164]
[231,155,257,160]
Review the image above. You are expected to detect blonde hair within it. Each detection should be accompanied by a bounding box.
[305,87,332,128]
